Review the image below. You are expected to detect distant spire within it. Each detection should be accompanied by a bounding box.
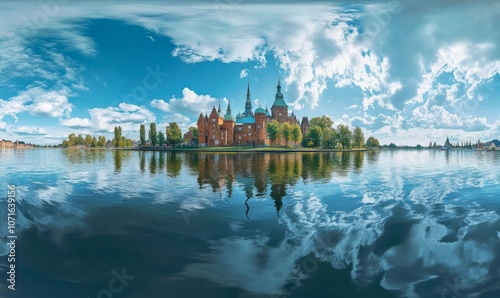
[218,100,221,114]
[227,101,232,114]
[243,81,253,116]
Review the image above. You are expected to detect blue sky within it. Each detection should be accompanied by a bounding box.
[0,0,499,145]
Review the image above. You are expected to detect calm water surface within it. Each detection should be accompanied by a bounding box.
[1,149,500,298]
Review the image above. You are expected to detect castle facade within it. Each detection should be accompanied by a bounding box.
[197,80,310,147]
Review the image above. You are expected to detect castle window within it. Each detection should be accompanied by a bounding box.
[248,125,251,129]
[212,119,215,122]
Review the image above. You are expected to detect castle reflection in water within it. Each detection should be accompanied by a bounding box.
[108,150,372,217]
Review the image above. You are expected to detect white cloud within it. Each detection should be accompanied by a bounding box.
[152,87,217,117]
[59,117,92,129]
[150,99,170,112]
[88,102,156,133]
[239,68,248,78]
[14,126,47,136]
[160,113,195,133]
[0,87,73,120]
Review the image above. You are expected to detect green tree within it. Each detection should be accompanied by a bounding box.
[266,120,281,147]
[166,122,183,147]
[114,126,122,147]
[140,124,146,147]
[352,126,365,149]
[149,122,157,148]
[62,140,68,148]
[307,126,323,147]
[91,136,98,148]
[76,134,84,146]
[85,134,93,147]
[67,133,76,146]
[97,136,106,147]
[282,122,292,147]
[291,124,302,148]
[310,116,335,148]
[389,143,398,149]
[365,136,380,148]
[158,131,165,148]
[310,116,334,131]
[321,127,337,148]
[336,124,352,149]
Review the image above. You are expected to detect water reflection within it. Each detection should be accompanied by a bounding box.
[113,150,131,172]
[63,148,106,163]
[20,149,500,298]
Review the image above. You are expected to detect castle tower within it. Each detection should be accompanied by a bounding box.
[222,102,235,145]
[301,116,309,137]
[271,79,288,123]
[243,82,253,116]
[197,113,208,147]
[254,105,267,146]
[208,106,221,146]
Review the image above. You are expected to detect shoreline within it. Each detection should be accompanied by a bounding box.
[118,147,372,153]
[10,147,498,153]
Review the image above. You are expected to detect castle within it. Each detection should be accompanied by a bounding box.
[197,80,310,147]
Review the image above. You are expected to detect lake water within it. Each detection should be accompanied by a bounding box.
[1,149,500,298]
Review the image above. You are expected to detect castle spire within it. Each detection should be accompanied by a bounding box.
[218,100,221,114]
[272,78,287,108]
[243,81,253,116]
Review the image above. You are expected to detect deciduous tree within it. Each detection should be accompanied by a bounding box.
[166,122,183,147]
[352,126,365,149]
[149,122,157,148]
[140,124,146,147]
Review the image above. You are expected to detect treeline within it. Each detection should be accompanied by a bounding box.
[266,115,380,149]
[61,127,134,148]
[428,140,479,149]
[266,121,302,147]
[138,122,198,148]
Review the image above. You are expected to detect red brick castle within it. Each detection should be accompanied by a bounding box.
[197,80,310,147]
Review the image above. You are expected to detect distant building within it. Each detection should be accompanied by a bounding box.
[183,130,195,146]
[1,139,13,147]
[484,139,500,150]
[441,136,452,150]
[1,139,31,148]
[197,80,310,147]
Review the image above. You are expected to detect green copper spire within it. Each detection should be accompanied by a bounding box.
[224,101,235,121]
[272,79,288,108]
[243,81,253,116]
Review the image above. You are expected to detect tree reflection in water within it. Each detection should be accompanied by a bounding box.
[130,151,372,218]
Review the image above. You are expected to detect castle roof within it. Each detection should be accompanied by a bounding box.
[224,114,235,121]
[271,79,288,108]
[237,116,256,124]
[255,107,266,114]
[265,106,271,117]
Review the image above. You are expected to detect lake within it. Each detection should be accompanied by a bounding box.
[1,149,500,298]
